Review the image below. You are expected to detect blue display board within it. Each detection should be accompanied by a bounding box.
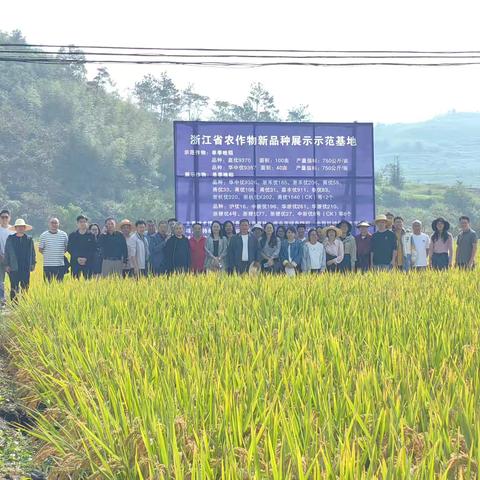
[174,121,374,227]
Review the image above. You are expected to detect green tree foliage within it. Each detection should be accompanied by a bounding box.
[0,31,174,233]
[287,104,311,122]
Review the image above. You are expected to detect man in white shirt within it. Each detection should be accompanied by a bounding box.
[39,217,68,282]
[134,220,149,276]
[411,220,430,269]
[0,209,14,306]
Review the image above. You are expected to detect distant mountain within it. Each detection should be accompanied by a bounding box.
[374,112,480,186]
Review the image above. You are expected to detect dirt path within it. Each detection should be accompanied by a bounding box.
[0,309,46,480]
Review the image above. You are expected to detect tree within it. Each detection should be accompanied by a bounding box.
[287,104,311,122]
[56,46,87,81]
[180,84,209,120]
[384,156,405,189]
[133,73,181,122]
[89,67,115,91]
[242,82,279,121]
[210,101,237,121]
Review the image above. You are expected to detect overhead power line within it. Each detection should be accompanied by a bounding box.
[2,44,480,67]
[2,44,480,54]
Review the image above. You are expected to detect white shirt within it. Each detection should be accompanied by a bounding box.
[135,233,148,270]
[412,232,430,267]
[0,225,13,256]
[125,234,137,269]
[39,230,68,267]
[307,242,323,270]
[241,234,249,261]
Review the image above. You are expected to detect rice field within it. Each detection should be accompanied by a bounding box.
[2,268,480,479]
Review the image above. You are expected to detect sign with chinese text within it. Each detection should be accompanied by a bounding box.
[174,121,374,227]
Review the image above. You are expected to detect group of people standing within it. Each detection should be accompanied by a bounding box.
[0,208,477,304]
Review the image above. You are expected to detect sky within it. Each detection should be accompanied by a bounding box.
[2,0,480,124]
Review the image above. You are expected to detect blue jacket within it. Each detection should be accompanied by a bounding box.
[279,239,304,267]
[148,233,168,272]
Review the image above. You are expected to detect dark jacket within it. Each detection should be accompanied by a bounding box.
[98,231,128,261]
[165,235,191,273]
[4,234,36,272]
[227,233,260,272]
[279,239,304,267]
[148,233,168,272]
[67,230,96,265]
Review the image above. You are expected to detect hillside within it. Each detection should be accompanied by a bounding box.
[375,112,480,186]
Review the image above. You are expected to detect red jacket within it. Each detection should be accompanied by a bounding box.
[189,236,206,272]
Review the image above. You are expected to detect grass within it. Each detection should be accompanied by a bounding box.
[1,267,479,479]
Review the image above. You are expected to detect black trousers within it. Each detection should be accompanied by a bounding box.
[71,263,92,279]
[235,261,250,274]
[8,270,30,301]
[44,266,65,282]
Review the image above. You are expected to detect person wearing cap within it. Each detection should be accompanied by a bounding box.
[355,221,372,272]
[251,223,264,241]
[371,214,397,270]
[98,217,128,277]
[456,216,477,269]
[259,222,281,273]
[429,218,453,270]
[302,228,326,274]
[226,219,261,274]
[189,222,206,274]
[322,225,344,272]
[279,226,304,276]
[0,209,14,307]
[3,219,36,302]
[165,222,191,273]
[336,220,357,273]
[67,215,96,279]
[39,217,69,282]
[410,220,430,270]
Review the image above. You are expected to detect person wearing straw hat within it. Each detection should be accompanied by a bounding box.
[0,209,14,307]
[3,219,36,302]
[371,214,397,270]
[322,225,344,272]
[336,220,357,273]
[355,221,372,272]
[428,217,453,270]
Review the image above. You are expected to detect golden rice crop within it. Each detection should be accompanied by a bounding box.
[3,268,480,479]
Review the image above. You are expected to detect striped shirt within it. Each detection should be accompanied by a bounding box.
[39,230,68,267]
